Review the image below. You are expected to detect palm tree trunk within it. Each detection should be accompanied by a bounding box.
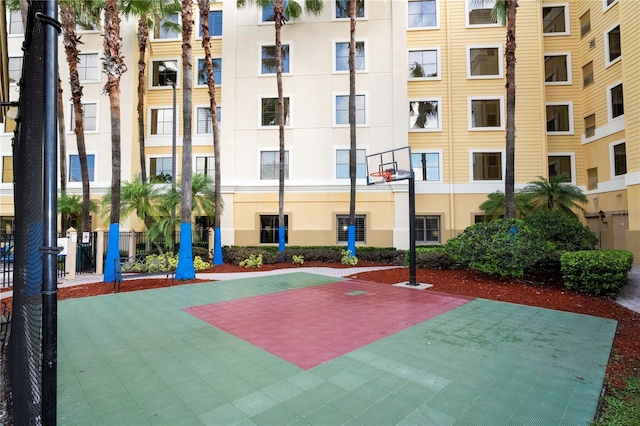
[347,0,357,256]
[198,0,224,265]
[504,0,517,218]
[274,0,286,253]
[58,75,67,230]
[137,18,149,184]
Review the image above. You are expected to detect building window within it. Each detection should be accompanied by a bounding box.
[335,41,365,72]
[469,98,502,129]
[150,157,173,183]
[2,157,13,183]
[337,215,365,244]
[604,0,619,12]
[409,100,440,130]
[8,57,22,85]
[261,45,290,74]
[261,98,290,126]
[335,0,364,19]
[150,108,173,135]
[151,60,178,87]
[587,167,598,190]
[415,216,440,244]
[468,46,501,78]
[70,154,95,182]
[605,24,621,66]
[544,54,569,84]
[70,103,98,132]
[580,10,591,36]
[199,10,222,37]
[548,155,572,182]
[262,0,289,22]
[467,0,497,26]
[8,10,23,35]
[613,142,626,176]
[472,152,502,181]
[411,152,440,181]
[542,6,568,35]
[260,151,289,180]
[78,53,100,82]
[336,149,366,179]
[408,0,437,28]
[196,106,221,134]
[336,95,366,125]
[608,83,624,120]
[584,114,596,138]
[260,215,288,244]
[196,156,215,177]
[154,14,180,39]
[408,49,439,79]
[546,104,573,134]
[197,58,221,85]
[582,62,594,87]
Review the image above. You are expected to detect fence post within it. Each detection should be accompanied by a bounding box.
[95,229,105,275]
[208,228,214,259]
[129,230,136,257]
[65,227,77,280]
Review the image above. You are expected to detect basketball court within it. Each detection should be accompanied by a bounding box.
[56,272,615,425]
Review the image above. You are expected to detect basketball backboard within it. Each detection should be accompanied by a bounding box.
[366,146,412,185]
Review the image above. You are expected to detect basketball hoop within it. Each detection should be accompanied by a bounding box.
[369,171,393,183]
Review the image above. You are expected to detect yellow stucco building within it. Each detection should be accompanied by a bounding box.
[1,0,639,265]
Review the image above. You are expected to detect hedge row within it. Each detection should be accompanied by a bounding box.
[222,246,405,265]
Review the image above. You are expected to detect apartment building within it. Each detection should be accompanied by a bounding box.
[2,0,639,264]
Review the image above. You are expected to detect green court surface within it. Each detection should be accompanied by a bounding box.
[57,272,616,425]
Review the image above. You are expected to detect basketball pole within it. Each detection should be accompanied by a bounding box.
[408,170,417,285]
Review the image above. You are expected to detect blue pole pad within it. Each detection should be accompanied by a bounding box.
[278,226,285,252]
[175,222,195,279]
[347,225,356,257]
[103,223,120,283]
[213,227,223,265]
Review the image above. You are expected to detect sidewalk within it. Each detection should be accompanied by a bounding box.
[616,265,640,313]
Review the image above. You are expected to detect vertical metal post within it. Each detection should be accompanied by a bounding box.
[408,171,417,285]
[171,81,177,253]
[42,0,60,423]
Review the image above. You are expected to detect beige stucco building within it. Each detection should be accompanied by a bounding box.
[2,0,639,265]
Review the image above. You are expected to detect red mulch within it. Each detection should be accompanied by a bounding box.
[2,262,639,391]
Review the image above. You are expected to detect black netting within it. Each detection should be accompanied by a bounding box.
[8,1,48,424]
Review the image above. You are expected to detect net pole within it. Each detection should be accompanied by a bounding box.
[42,0,60,423]
[408,171,417,285]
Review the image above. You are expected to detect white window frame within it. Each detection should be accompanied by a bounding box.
[148,156,174,182]
[415,215,441,244]
[465,0,500,28]
[544,53,572,85]
[542,4,570,36]
[548,152,576,185]
[408,47,441,80]
[152,13,180,41]
[334,147,367,180]
[196,9,223,40]
[8,10,24,35]
[411,151,443,183]
[194,105,221,135]
[333,39,367,73]
[195,155,215,178]
[606,80,624,122]
[148,107,175,136]
[546,102,574,135]
[260,96,291,128]
[259,150,290,180]
[333,0,367,21]
[609,140,626,179]
[8,56,22,86]
[333,93,368,127]
[409,98,442,132]
[407,0,440,30]
[466,45,503,79]
[77,52,101,83]
[336,214,366,244]
[195,57,222,87]
[259,43,292,75]
[604,23,621,68]
[149,58,180,89]
[603,0,619,13]
[468,96,504,131]
[469,149,506,183]
[68,153,96,183]
[68,101,99,134]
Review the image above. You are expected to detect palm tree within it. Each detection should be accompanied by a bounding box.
[102,0,127,283]
[100,177,159,227]
[479,190,532,220]
[197,0,223,264]
[520,175,587,219]
[121,0,181,184]
[347,0,357,256]
[58,193,98,231]
[175,0,196,279]
[57,77,67,196]
[237,0,324,253]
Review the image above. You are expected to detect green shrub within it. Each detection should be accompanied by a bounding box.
[193,256,210,272]
[444,219,554,278]
[239,254,263,269]
[192,246,210,260]
[560,250,633,297]
[341,249,358,266]
[281,247,344,262]
[409,247,456,270]
[355,247,399,263]
[292,255,304,265]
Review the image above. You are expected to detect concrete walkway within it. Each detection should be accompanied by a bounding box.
[616,265,640,313]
